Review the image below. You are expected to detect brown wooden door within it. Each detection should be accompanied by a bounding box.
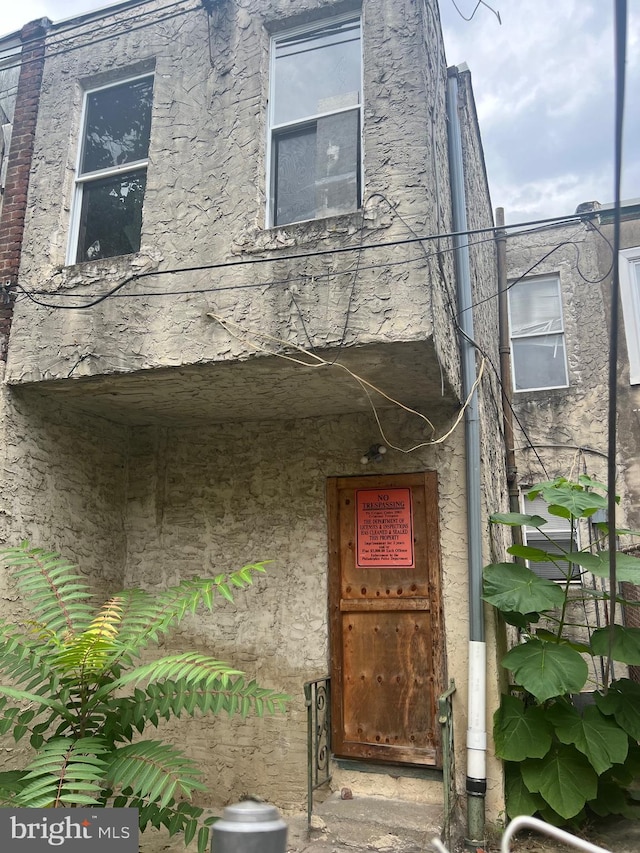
[327,472,445,766]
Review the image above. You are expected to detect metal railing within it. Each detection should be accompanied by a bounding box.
[438,679,457,849]
[431,815,612,852]
[304,676,331,829]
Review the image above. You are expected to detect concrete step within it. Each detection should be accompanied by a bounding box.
[307,793,444,852]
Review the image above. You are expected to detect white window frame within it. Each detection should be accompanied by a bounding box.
[522,493,580,583]
[67,72,153,265]
[619,247,640,384]
[508,274,569,393]
[265,14,363,229]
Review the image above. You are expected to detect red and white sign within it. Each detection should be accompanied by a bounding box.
[355,488,414,568]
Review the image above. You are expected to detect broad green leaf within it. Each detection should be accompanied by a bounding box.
[491,512,547,528]
[502,639,588,701]
[589,552,640,583]
[521,744,597,819]
[548,701,628,774]
[591,626,640,664]
[595,679,640,741]
[484,563,564,614]
[588,778,628,817]
[501,611,540,629]
[494,694,552,761]
[504,762,545,819]
[529,483,607,519]
[508,544,558,561]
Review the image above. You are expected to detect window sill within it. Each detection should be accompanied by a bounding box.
[233,209,370,256]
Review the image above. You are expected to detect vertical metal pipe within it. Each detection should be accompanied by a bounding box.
[445,67,486,851]
[496,208,523,535]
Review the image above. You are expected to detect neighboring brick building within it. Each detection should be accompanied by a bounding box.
[0,19,49,358]
[0,0,507,841]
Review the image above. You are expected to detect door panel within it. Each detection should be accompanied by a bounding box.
[328,472,444,766]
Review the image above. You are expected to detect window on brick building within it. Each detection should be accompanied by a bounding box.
[620,247,640,384]
[508,275,569,391]
[267,17,362,227]
[68,75,154,264]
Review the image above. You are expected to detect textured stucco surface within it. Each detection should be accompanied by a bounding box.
[0,0,508,829]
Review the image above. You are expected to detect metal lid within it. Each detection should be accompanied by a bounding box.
[221,801,281,824]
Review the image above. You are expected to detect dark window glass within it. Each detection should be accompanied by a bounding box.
[81,77,153,175]
[77,170,147,262]
[274,110,360,226]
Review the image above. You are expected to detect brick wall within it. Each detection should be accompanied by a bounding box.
[0,18,48,359]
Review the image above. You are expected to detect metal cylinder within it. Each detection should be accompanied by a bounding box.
[212,801,288,853]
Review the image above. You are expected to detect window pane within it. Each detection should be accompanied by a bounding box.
[274,20,361,125]
[512,335,567,390]
[81,77,153,175]
[526,535,579,580]
[274,110,359,226]
[77,169,146,262]
[509,278,563,336]
[274,125,316,226]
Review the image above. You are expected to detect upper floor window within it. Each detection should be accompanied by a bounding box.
[267,17,362,227]
[619,247,640,384]
[68,74,154,264]
[508,275,569,392]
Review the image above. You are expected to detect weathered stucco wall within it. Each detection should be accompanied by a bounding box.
[507,214,639,535]
[6,0,460,395]
[0,0,508,830]
[0,376,491,811]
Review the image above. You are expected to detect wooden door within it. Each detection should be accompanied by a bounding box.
[327,472,445,766]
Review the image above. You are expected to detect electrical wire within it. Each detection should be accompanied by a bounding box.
[0,0,200,76]
[5,215,599,310]
[448,0,501,24]
[205,310,489,450]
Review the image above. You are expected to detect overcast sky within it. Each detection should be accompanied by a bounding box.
[1,0,638,224]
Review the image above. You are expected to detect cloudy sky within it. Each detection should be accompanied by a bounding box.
[1,0,638,224]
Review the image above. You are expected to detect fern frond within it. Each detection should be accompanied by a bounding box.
[15,737,109,807]
[52,597,125,677]
[105,740,205,808]
[108,652,244,693]
[0,685,72,722]
[116,565,270,653]
[104,677,288,740]
[0,770,28,805]
[1,544,93,635]
[0,628,59,694]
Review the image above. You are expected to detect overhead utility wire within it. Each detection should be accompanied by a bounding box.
[3,0,170,48]
[0,0,199,75]
[605,0,627,687]
[6,213,601,311]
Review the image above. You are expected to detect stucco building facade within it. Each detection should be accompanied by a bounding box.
[0,0,509,840]
[504,200,640,662]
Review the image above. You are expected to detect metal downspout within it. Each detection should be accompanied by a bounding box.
[445,66,486,851]
[496,207,523,530]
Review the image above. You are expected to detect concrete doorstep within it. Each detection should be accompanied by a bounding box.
[288,794,444,853]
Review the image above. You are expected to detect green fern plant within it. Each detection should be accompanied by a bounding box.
[0,543,288,851]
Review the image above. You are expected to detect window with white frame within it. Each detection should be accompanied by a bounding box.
[620,247,640,384]
[267,17,362,227]
[68,74,154,264]
[508,275,569,392]
[523,494,579,582]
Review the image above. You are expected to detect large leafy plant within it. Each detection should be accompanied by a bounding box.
[484,476,640,825]
[0,544,288,851]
